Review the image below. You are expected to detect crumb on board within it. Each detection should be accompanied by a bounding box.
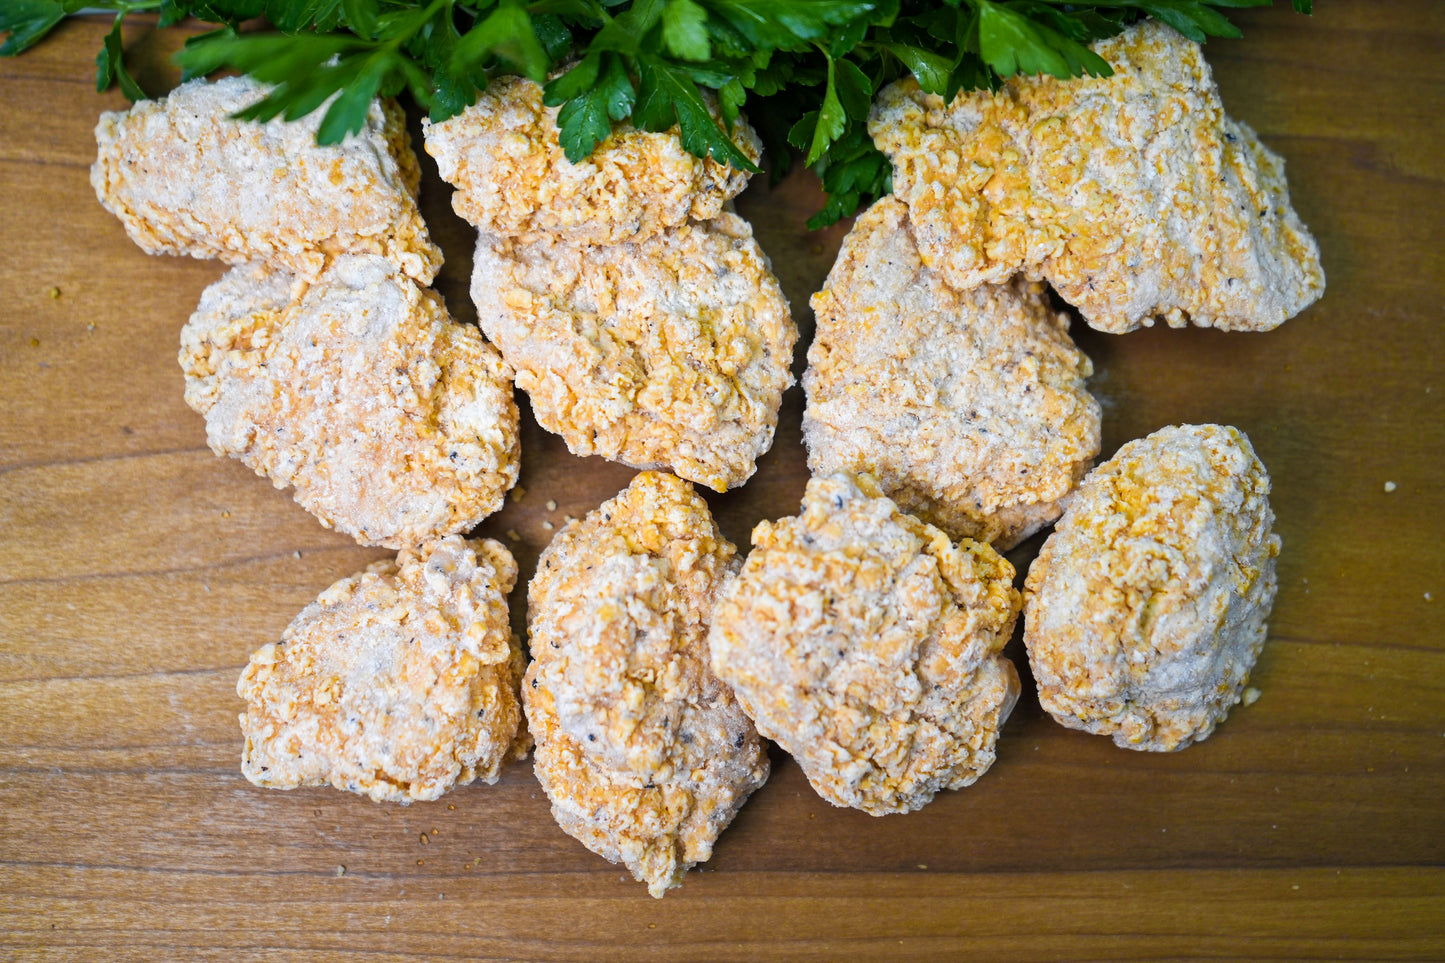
[1242,687,1261,706]
[1384,481,1397,492]
[546,499,558,511]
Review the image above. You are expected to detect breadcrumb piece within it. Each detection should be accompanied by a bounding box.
[472,214,796,491]
[92,76,440,283]
[1024,424,1281,751]
[180,255,519,549]
[869,20,1324,333]
[805,197,1100,548]
[238,536,529,803]
[709,473,1021,815]
[423,75,760,245]
[525,471,768,897]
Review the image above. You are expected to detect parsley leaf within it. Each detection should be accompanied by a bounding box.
[0,0,64,56]
[661,0,709,60]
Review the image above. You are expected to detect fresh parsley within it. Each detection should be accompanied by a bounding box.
[1,0,1312,227]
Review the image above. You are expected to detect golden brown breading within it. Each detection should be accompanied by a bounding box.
[92,76,441,283]
[708,473,1020,816]
[805,196,1101,549]
[423,74,760,245]
[238,536,528,803]
[1023,424,1281,751]
[180,255,519,549]
[471,214,796,492]
[869,20,1324,333]
[524,471,768,897]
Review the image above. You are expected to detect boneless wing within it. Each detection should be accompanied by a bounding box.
[1024,424,1281,751]
[472,214,796,491]
[238,536,528,803]
[870,20,1324,333]
[424,74,760,245]
[180,255,519,549]
[708,473,1021,815]
[93,76,441,283]
[524,471,768,897]
[806,196,1101,549]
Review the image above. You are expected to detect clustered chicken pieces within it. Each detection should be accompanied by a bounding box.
[92,75,441,283]
[423,75,761,245]
[708,473,1021,815]
[180,255,520,549]
[1024,425,1281,751]
[471,213,796,491]
[428,74,795,490]
[94,77,532,801]
[524,472,769,897]
[805,196,1101,549]
[238,536,529,803]
[869,19,1324,333]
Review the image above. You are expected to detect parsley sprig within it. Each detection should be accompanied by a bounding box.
[2,0,1312,227]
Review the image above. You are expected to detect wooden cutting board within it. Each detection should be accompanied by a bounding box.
[2,4,1442,959]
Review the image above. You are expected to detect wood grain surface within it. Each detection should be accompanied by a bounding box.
[2,3,1443,959]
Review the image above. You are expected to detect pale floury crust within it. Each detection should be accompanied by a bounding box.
[708,473,1021,816]
[238,536,529,803]
[524,471,769,898]
[471,214,796,492]
[180,255,519,549]
[869,20,1324,333]
[423,74,761,245]
[805,196,1101,549]
[1023,424,1281,751]
[92,76,441,283]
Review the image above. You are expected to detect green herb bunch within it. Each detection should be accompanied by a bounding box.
[2,0,1310,226]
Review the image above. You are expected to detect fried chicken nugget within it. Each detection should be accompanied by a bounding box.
[708,473,1021,815]
[423,74,761,245]
[471,214,796,491]
[869,20,1324,333]
[524,471,769,897]
[92,76,441,283]
[805,196,1101,549]
[180,255,519,549]
[238,536,528,803]
[1024,424,1281,751]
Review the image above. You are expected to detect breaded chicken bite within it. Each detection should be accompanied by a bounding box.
[423,74,760,245]
[869,20,1324,333]
[708,473,1021,816]
[472,214,795,491]
[524,471,769,897]
[1024,424,1281,751]
[92,76,441,283]
[180,255,519,549]
[805,197,1101,549]
[238,536,528,803]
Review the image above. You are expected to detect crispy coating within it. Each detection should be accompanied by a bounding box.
[180,255,519,549]
[805,197,1101,549]
[471,214,796,491]
[1023,424,1281,751]
[708,473,1021,816]
[524,471,769,897]
[869,20,1324,333]
[238,536,529,803]
[92,76,441,283]
[423,74,761,245]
